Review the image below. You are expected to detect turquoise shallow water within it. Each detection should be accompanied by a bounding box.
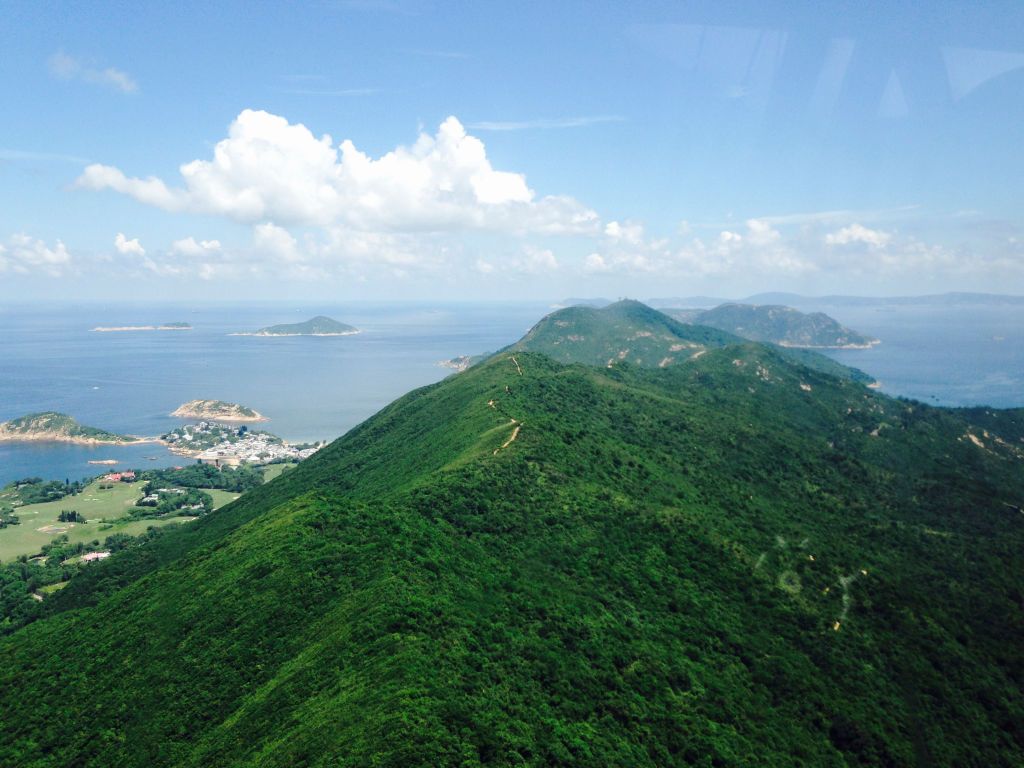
[1,300,1021,485]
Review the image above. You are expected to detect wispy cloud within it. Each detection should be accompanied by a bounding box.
[751,205,921,227]
[467,115,626,131]
[48,52,137,94]
[0,149,90,165]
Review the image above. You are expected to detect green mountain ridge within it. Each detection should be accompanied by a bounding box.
[664,303,877,348]
[1,305,1022,766]
[508,300,875,383]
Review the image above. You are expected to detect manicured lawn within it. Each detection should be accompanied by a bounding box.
[9,480,146,525]
[0,462,300,564]
[0,479,240,563]
[0,513,191,563]
[0,479,140,515]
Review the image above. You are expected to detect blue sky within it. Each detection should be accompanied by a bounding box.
[2,0,1022,301]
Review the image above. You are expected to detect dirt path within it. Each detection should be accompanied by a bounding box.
[511,356,523,375]
[493,419,522,455]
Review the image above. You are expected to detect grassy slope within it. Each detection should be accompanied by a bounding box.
[260,463,296,483]
[0,347,1021,766]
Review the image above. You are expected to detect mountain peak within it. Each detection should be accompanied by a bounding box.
[513,300,739,369]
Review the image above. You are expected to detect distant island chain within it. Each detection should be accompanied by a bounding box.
[88,315,361,337]
[92,322,192,332]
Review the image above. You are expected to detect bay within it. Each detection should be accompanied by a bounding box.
[0,302,547,485]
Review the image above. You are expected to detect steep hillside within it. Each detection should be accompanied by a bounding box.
[664,303,878,348]
[0,328,1021,766]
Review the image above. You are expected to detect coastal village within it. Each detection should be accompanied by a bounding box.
[0,400,325,471]
[162,421,323,467]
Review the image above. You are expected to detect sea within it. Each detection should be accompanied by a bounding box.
[1,300,1022,486]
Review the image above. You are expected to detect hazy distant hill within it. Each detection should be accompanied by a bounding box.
[742,291,1024,308]
[664,303,878,348]
[554,297,613,308]
[565,292,1024,312]
[241,315,360,336]
[645,295,731,309]
[1,303,1021,766]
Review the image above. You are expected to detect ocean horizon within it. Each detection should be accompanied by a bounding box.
[2,299,1021,485]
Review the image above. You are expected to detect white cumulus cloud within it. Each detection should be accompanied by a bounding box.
[77,110,598,235]
[521,246,558,273]
[584,253,611,273]
[114,232,145,256]
[252,223,304,263]
[824,223,892,248]
[465,245,559,277]
[604,220,647,246]
[171,237,222,256]
[586,218,813,279]
[0,234,73,276]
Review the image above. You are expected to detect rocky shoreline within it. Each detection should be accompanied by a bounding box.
[228,330,361,337]
[0,431,155,446]
[92,325,192,332]
[777,339,881,350]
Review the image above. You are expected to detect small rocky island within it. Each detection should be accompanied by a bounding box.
[92,322,192,332]
[171,400,267,422]
[233,316,360,337]
[0,412,148,445]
